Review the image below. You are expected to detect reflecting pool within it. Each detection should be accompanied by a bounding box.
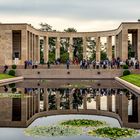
[0,80,140,140]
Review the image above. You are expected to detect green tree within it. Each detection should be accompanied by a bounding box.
[64,28,77,32]
[39,22,52,31]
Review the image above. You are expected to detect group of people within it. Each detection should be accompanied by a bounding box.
[79,57,140,69]
[24,60,38,69]
[23,57,140,70]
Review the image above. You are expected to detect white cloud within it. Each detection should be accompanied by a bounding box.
[0,0,139,31]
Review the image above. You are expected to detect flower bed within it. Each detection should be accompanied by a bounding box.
[88,127,139,139]
[60,119,107,127]
[24,125,82,137]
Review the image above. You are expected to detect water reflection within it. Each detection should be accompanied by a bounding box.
[0,80,140,129]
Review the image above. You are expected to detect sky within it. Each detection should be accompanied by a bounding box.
[0,0,140,31]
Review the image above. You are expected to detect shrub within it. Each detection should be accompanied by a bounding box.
[9,83,16,88]
[122,64,128,69]
[123,70,131,76]
[12,64,17,69]
[8,70,15,76]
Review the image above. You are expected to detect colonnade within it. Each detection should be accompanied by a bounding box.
[26,34,114,63]
[1,22,140,65]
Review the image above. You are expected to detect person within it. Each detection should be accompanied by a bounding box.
[47,61,50,69]
[3,65,8,73]
[24,60,27,69]
[66,59,70,69]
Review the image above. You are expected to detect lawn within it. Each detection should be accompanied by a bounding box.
[0,74,14,80]
[121,74,140,87]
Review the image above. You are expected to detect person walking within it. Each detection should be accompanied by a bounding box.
[66,59,70,69]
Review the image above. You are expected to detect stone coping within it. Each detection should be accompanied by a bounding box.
[0,76,24,86]
[115,77,140,95]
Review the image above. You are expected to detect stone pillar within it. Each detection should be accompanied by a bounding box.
[137,29,140,61]
[96,95,100,110]
[36,90,40,113]
[96,37,100,62]
[132,32,137,58]
[115,35,119,58]
[69,92,73,110]
[27,31,30,60]
[121,29,128,61]
[138,97,140,123]
[35,35,40,63]
[107,95,112,112]
[33,93,36,114]
[31,33,34,61]
[33,35,36,62]
[30,33,32,61]
[43,88,49,111]
[83,37,87,59]
[55,37,60,60]
[44,36,49,63]
[21,96,28,121]
[119,95,128,123]
[107,36,112,60]
[69,37,73,61]
[5,30,12,65]
[27,93,30,119]
[32,34,35,61]
[21,30,28,64]
[115,94,119,114]
[83,94,87,110]
[56,91,60,110]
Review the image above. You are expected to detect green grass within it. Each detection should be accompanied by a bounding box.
[0,74,14,80]
[121,74,140,87]
[88,127,139,139]
[60,119,107,127]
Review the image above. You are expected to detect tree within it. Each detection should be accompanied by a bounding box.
[64,28,77,32]
[39,22,52,31]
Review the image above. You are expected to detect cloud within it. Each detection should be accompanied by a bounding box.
[0,0,139,20]
[0,0,139,31]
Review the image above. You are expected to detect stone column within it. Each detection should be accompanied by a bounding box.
[33,35,36,62]
[83,94,87,110]
[107,95,112,112]
[115,94,119,114]
[69,91,73,110]
[118,95,128,124]
[27,93,30,119]
[27,31,30,60]
[83,37,87,59]
[121,29,128,61]
[96,37,100,62]
[30,33,32,61]
[32,34,35,62]
[43,88,49,111]
[44,36,49,63]
[31,33,34,61]
[137,29,140,61]
[21,96,28,121]
[132,32,137,58]
[107,36,112,60]
[96,95,100,110]
[55,37,61,60]
[69,37,73,61]
[21,30,28,64]
[35,35,40,63]
[36,90,40,113]
[115,35,119,58]
[137,97,140,123]
[56,91,60,110]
